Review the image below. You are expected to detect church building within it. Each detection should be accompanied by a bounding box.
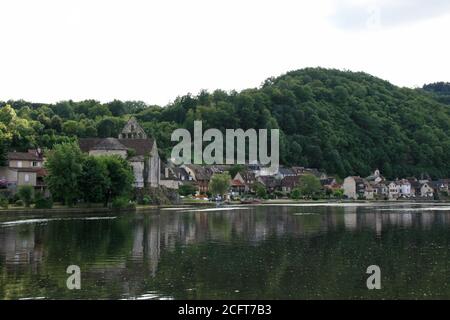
[78,117,160,188]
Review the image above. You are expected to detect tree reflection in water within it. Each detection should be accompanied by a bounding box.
[0,203,450,299]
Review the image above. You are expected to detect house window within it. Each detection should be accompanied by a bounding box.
[25,174,30,182]
[17,161,22,168]
[32,161,39,167]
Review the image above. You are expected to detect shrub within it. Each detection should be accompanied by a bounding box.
[18,185,34,207]
[0,196,8,209]
[178,184,197,196]
[15,199,25,207]
[112,196,135,210]
[9,193,20,204]
[274,190,284,199]
[35,197,53,209]
[142,195,151,205]
[291,188,301,200]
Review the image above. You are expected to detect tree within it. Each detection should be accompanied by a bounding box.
[333,189,344,199]
[107,100,126,116]
[62,120,79,136]
[50,115,63,132]
[88,105,112,118]
[209,173,231,198]
[18,185,34,207]
[53,101,74,119]
[96,117,125,138]
[100,156,134,205]
[253,182,267,199]
[291,188,301,200]
[0,123,12,166]
[0,104,16,125]
[78,156,110,204]
[298,175,322,198]
[44,142,84,206]
[178,184,197,196]
[229,165,245,179]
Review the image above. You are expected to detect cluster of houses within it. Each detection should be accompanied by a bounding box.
[160,162,340,197]
[342,169,448,200]
[1,117,449,201]
[0,117,161,196]
[0,148,47,195]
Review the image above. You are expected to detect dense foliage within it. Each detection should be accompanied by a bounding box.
[44,142,134,206]
[209,173,231,197]
[2,68,450,178]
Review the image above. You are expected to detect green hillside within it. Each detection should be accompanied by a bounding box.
[1,68,449,178]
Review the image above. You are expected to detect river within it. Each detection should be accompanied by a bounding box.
[1,203,449,299]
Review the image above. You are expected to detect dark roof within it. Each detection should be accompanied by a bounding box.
[79,138,154,156]
[185,164,212,181]
[258,176,280,188]
[92,138,127,150]
[278,167,295,175]
[171,166,190,179]
[238,170,255,181]
[281,176,299,188]
[320,178,336,186]
[160,162,178,180]
[8,151,43,161]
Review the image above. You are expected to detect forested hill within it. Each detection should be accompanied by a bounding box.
[423,82,450,104]
[1,68,450,179]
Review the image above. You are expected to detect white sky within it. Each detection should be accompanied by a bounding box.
[0,0,449,106]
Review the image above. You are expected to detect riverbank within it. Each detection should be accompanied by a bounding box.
[1,198,448,215]
[0,201,216,215]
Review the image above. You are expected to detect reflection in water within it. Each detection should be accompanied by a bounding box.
[0,204,450,299]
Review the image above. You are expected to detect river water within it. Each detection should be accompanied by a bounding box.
[0,203,449,299]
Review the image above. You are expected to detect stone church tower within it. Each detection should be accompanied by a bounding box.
[119,117,147,139]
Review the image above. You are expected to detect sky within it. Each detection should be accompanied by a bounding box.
[0,0,449,106]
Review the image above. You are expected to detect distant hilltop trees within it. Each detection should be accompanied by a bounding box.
[1,67,450,179]
[423,82,450,104]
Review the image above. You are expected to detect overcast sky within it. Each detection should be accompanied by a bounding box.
[1,0,449,106]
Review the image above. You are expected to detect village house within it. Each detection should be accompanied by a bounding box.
[320,177,342,193]
[181,164,213,194]
[230,179,246,195]
[78,117,160,188]
[0,149,47,194]
[373,182,388,198]
[431,179,449,195]
[280,175,299,193]
[398,179,412,198]
[366,169,385,184]
[364,183,375,200]
[171,165,191,182]
[387,181,400,199]
[342,176,366,199]
[275,167,296,179]
[159,163,181,189]
[419,182,434,198]
[233,170,256,193]
[257,176,280,193]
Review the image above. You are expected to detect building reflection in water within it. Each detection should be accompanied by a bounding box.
[1,204,450,298]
